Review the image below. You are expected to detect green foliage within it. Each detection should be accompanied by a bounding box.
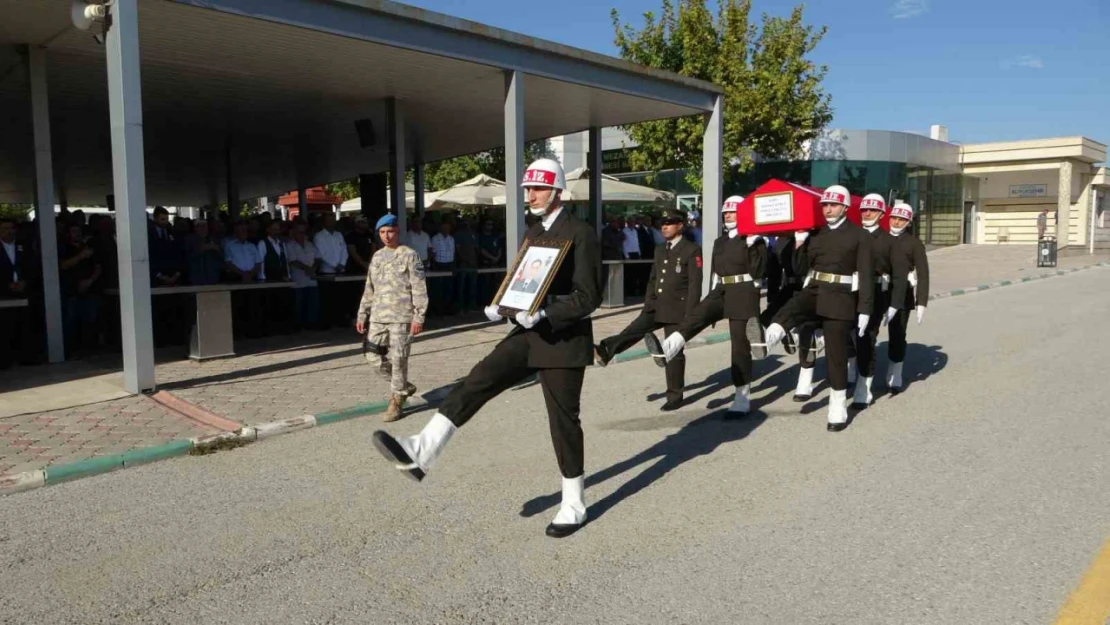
[326,179,360,202]
[423,140,554,191]
[611,0,833,191]
[0,204,32,220]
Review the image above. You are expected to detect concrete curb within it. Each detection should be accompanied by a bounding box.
[4,260,1107,497]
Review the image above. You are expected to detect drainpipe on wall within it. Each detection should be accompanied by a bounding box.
[1091,189,1099,255]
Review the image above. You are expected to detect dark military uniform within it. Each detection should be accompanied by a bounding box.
[853,225,895,380]
[438,208,601,479]
[771,221,874,392]
[596,220,702,404]
[888,230,930,365]
[675,233,768,388]
[761,235,817,370]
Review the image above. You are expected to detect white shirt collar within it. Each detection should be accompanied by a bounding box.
[542,207,564,231]
[666,235,683,247]
[827,216,847,230]
[727,228,739,238]
[865,224,880,233]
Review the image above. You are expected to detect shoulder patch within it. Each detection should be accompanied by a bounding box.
[695,255,703,268]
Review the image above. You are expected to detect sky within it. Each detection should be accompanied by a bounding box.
[401,0,1110,146]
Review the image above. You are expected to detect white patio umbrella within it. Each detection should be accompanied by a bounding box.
[339,181,436,212]
[561,167,674,205]
[426,174,507,211]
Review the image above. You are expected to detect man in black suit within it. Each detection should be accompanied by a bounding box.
[509,259,543,294]
[148,207,187,346]
[764,185,874,432]
[1,218,36,368]
[645,196,768,416]
[372,158,602,538]
[594,208,701,411]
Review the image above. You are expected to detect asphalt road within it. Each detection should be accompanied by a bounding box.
[2,268,1108,625]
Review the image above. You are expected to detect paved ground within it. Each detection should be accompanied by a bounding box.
[1,245,1106,480]
[0,262,1107,624]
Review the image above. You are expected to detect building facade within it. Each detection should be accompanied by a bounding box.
[556,127,1110,249]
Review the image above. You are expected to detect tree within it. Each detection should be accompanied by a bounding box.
[423,140,554,191]
[611,0,833,190]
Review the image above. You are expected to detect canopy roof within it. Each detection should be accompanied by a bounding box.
[0,0,721,206]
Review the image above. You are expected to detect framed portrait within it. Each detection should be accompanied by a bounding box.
[492,238,573,317]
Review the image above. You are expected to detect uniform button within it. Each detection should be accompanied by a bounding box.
[658,289,663,293]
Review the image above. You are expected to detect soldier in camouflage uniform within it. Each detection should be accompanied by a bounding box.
[356,214,429,422]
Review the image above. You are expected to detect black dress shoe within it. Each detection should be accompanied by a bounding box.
[782,332,797,355]
[661,397,683,411]
[545,522,584,538]
[850,402,868,410]
[642,332,667,368]
[827,422,848,432]
[371,431,425,482]
[792,393,811,403]
[889,387,903,396]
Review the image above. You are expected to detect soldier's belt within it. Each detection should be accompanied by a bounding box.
[719,273,760,287]
[809,271,853,285]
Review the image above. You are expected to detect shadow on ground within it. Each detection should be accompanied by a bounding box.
[520,408,767,526]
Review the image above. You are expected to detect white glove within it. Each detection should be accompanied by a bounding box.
[484,305,501,322]
[765,323,786,347]
[745,235,761,247]
[916,305,926,325]
[857,314,870,337]
[662,333,686,361]
[908,270,919,288]
[515,309,546,329]
[883,306,897,326]
[794,231,809,243]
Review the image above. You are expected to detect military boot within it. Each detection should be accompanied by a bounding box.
[384,394,408,422]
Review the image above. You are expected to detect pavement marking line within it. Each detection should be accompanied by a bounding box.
[1052,538,1110,625]
[147,391,243,432]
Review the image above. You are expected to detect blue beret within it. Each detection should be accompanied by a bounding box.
[375,214,398,230]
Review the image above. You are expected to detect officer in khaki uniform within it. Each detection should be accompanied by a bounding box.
[356,214,429,422]
[594,208,702,411]
[647,196,768,417]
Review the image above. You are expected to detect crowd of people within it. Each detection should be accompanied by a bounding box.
[0,207,515,365]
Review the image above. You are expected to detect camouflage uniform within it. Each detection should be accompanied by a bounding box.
[357,245,429,397]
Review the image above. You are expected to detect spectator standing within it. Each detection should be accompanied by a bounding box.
[149,206,187,347]
[88,216,120,350]
[314,212,349,328]
[429,220,456,314]
[402,218,433,265]
[651,217,665,247]
[58,222,102,356]
[286,222,321,331]
[453,220,479,312]
[186,219,223,286]
[601,216,626,261]
[345,216,373,276]
[0,218,40,368]
[636,216,656,258]
[224,220,264,339]
[258,220,294,335]
[622,217,644,295]
[477,219,504,305]
[356,214,428,422]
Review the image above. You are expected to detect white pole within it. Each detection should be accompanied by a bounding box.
[1091,189,1098,255]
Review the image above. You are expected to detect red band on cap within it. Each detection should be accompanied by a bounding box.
[722,201,741,212]
[891,208,913,220]
[822,192,847,204]
[522,169,556,185]
[861,199,884,210]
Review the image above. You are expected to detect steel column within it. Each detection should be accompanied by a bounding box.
[700,95,723,297]
[106,0,156,393]
[504,70,525,264]
[387,98,407,234]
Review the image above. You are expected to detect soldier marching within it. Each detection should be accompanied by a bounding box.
[884,201,931,394]
[593,207,702,411]
[850,193,896,408]
[645,196,768,416]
